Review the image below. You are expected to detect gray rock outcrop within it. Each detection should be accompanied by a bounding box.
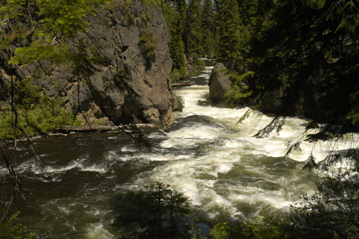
[208,63,232,104]
[1,0,176,130]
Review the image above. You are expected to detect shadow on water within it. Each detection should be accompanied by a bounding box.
[1,66,335,238]
[2,130,169,238]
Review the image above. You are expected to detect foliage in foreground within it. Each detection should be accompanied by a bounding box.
[288,149,359,239]
[0,212,36,239]
[208,217,289,239]
[113,151,359,239]
[208,150,359,239]
[113,182,191,238]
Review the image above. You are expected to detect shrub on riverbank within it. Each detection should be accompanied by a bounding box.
[0,212,36,239]
[0,78,74,141]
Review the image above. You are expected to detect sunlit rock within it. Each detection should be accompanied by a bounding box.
[208,63,231,104]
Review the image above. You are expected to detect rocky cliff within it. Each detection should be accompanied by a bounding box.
[1,0,177,131]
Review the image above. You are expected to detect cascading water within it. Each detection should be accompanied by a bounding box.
[3,66,358,238]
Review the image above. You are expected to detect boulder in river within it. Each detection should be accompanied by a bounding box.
[208,63,232,104]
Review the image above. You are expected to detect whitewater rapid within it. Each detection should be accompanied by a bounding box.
[132,66,359,220]
[4,66,358,238]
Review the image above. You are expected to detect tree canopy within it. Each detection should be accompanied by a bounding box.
[163,0,359,131]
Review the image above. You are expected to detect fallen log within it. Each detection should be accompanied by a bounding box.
[59,125,117,132]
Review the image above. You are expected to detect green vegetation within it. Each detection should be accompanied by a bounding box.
[1,0,111,65]
[0,212,36,239]
[161,0,187,80]
[163,0,358,131]
[216,0,242,69]
[162,0,217,80]
[0,0,358,238]
[0,0,112,141]
[114,163,359,238]
[138,27,158,69]
[0,78,74,141]
[288,149,359,238]
[1,0,357,131]
[224,71,254,102]
[208,217,289,239]
[114,182,191,238]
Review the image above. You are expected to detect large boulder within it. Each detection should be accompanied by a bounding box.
[208,63,232,104]
[1,0,176,130]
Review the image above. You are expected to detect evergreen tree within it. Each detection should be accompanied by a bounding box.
[185,0,203,60]
[114,182,191,238]
[289,149,359,238]
[224,0,359,131]
[216,0,242,69]
[201,0,215,58]
[162,0,187,80]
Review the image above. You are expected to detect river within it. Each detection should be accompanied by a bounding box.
[3,66,358,238]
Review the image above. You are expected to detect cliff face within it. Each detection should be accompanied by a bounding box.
[2,0,176,130]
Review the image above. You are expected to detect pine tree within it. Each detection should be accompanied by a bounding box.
[114,182,191,238]
[201,0,215,58]
[216,0,242,69]
[257,1,358,129]
[162,0,187,79]
[222,0,359,131]
[185,0,203,60]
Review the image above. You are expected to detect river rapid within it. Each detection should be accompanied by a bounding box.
[3,66,359,238]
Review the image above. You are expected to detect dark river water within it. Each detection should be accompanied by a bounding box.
[2,66,358,238]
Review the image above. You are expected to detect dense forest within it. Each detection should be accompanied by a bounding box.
[163,0,359,133]
[0,0,358,138]
[0,0,359,238]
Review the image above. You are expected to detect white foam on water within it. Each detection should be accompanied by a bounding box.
[108,152,133,162]
[177,88,250,122]
[135,148,241,216]
[137,160,211,206]
[139,153,196,162]
[141,82,358,219]
[25,157,109,175]
[120,145,138,152]
[160,124,225,149]
[34,158,86,174]
[193,71,211,78]
[81,164,107,173]
[199,187,243,219]
[178,85,358,160]
[169,124,224,139]
[58,205,71,215]
[85,223,115,239]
